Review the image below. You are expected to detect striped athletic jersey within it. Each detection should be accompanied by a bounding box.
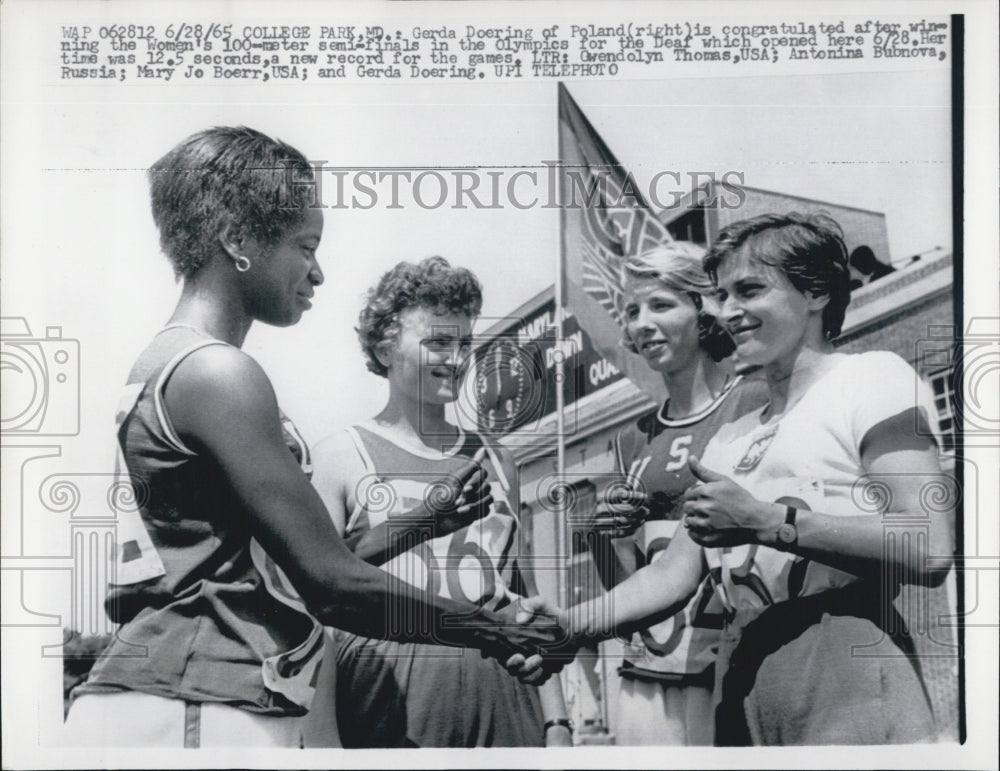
[79,325,323,714]
[344,422,520,612]
[614,376,769,682]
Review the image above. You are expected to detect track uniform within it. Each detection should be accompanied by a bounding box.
[330,422,543,748]
[611,375,768,745]
[66,325,324,747]
[701,351,939,745]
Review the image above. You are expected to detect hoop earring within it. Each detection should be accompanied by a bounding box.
[234,255,251,273]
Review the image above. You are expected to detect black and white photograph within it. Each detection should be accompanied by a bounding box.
[1,1,997,768]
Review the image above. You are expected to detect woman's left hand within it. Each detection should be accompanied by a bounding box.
[681,456,782,547]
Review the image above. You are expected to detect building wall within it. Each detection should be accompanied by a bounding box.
[837,288,959,741]
[705,185,893,266]
[836,291,952,365]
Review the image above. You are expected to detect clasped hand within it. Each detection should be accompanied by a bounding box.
[680,456,782,547]
[490,596,578,686]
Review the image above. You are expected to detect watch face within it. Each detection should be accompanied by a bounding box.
[776,523,797,545]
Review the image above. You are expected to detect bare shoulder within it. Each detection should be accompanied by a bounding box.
[163,344,282,449]
[311,428,369,531]
[167,344,276,411]
[313,429,367,481]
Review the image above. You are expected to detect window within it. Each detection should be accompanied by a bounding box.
[927,368,956,456]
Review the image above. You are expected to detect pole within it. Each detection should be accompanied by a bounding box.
[554,89,568,613]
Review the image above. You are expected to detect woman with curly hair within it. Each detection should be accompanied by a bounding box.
[307,256,571,747]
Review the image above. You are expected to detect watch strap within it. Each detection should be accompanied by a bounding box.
[775,505,798,549]
[544,718,573,733]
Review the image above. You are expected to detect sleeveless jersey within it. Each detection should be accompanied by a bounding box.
[330,423,543,748]
[344,422,520,612]
[614,376,769,681]
[79,325,324,715]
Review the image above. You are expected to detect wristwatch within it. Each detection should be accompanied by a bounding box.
[775,505,798,549]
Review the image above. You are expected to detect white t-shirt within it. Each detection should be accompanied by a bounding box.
[700,351,939,614]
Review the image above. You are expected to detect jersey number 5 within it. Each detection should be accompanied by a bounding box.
[664,435,692,472]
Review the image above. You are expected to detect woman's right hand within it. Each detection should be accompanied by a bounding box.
[390,448,493,538]
[572,486,649,538]
[429,448,494,536]
[490,595,578,684]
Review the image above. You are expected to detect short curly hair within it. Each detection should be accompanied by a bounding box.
[703,212,852,339]
[620,241,735,362]
[357,256,483,377]
[148,126,317,278]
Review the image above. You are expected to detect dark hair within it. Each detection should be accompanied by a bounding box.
[703,212,851,339]
[620,241,735,362]
[357,256,483,377]
[148,126,316,278]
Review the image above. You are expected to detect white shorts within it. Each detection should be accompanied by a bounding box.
[63,692,303,748]
[614,678,714,746]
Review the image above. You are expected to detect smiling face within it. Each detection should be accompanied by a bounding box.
[713,245,825,374]
[383,307,474,405]
[622,275,703,376]
[243,208,324,327]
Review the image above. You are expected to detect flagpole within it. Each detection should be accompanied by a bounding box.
[556,81,676,740]
[554,87,568,615]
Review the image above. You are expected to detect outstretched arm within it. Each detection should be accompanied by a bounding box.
[164,347,560,661]
[565,523,704,643]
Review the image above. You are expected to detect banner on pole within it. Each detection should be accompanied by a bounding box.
[558,83,672,404]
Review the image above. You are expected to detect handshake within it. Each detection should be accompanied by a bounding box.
[471,595,580,687]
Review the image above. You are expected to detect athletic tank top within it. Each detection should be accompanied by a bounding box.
[344,423,520,611]
[78,326,324,714]
[614,376,768,681]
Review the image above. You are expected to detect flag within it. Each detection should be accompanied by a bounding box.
[558,83,670,403]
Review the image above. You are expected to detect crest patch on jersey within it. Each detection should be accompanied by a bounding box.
[733,424,779,473]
